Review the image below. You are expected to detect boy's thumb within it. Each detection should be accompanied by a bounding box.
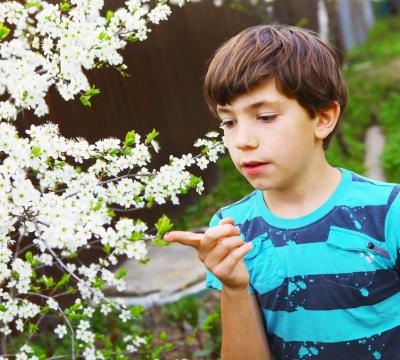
[219,217,235,226]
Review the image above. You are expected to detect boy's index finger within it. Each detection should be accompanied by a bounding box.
[204,223,241,245]
[163,231,203,249]
[219,217,235,226]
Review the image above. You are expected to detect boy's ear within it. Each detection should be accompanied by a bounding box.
[313,101,341,141]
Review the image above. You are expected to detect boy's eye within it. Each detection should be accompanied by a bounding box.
[219,120,236,129]
[258,114,277,122]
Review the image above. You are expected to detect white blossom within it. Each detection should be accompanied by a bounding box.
[54,324,68,339]
[0,0,226,358]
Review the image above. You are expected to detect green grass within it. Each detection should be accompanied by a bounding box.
[347,17,400,65]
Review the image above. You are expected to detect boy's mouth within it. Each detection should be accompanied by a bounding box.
[241,161,269,175]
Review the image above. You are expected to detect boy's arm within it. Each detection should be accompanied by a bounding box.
[221,286,271,360]
[164,216,272,359]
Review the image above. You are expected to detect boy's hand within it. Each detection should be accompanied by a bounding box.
[163,217,253,291]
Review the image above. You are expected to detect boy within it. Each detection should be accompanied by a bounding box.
[164,24,400,359]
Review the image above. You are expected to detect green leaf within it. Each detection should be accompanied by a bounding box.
[87,86,100,96]
[25,251,33,263]
[145,129,160,145]
[122,147,132,156]
[154,214,173,236]
[0,23,10,41]
[108,148,119,156]
[159,330,168,341]
[80,95,91,106]
[40,276,54,289]
[91,197,103,211]
[60,0,70,11]
[189,174,202,188]
[130,232,145,242]
[152,238,170,247]
[146,195,154,209]
[202,311,220,331]
[28,323,39,334]
[40,306,50,315]
[138,256,150,265]
[124,130,136,147]
[106,10,114,26]
[67,286,76,294]
[68,313,86,321]
[98,32,107,41]
[66,302,81,313]
[0,304,6,311]
[129,304,144,317]
[164,342,174,351]
[31,146,41,157]
[55,274,71,289]
[22,90,29,101]
[66,251,77,259]
[25,2,43,10]
[115,267,127,280]
[104,244,111,254]
[30,285,41,293]
[126,34,139,43]
[80,85,100,107]
[93,277,104,289]
[106,208,115,218]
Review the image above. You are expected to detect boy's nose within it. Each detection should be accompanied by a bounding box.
[234,127,259,149]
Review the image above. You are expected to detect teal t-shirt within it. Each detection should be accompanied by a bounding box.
[206,168,400,360]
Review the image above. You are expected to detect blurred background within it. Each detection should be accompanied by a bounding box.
[19,0,400,226]
[20,1,400,358]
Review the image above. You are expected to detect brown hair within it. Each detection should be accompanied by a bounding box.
[204,24,348,149]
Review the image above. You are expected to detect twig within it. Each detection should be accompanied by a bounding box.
[25,292,76,360]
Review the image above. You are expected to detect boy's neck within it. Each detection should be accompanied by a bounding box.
[262,160,342,219]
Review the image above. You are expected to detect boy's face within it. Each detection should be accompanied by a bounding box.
[216,78,322,192]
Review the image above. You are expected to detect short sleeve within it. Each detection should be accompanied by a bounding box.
[385,186,400,273]
[204,212,255,294]
[205,212,223,292]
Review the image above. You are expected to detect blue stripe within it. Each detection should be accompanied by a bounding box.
[268,323,400,360]
[240,216,269,240]
[397,248,400,274]
[237,203,388,245]
[345,181,394,207]
[276,242,393,277]
[220,191,256,213]
[387,185,400,209]
[263,290,400,342]
[350,172,391,187]
[258,270,400,311]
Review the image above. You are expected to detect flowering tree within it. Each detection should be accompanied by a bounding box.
[0,1,224,359]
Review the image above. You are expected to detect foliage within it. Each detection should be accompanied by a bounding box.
[7,303,175,360]
[347,17,400,66]
[344,16,400,183]
[176,156,253,230]
[378,92,400,182]
[0,0,226,359]
[161,293,222,359]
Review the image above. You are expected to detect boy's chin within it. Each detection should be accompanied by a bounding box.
[245,178,276,191]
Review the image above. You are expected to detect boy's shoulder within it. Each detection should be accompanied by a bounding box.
[209,190,259,226]
[209,168,400,228]
[343,168,400,204]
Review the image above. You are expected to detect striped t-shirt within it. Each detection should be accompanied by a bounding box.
[206,167,400,359]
